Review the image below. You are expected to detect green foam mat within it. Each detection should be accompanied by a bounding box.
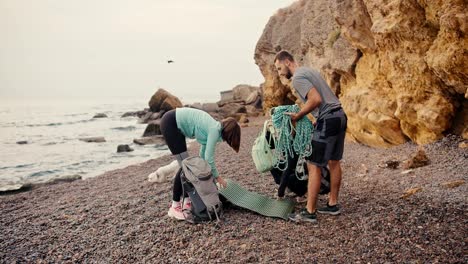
[219,179,295,220]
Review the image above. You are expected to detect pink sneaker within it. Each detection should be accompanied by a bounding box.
[183,199,191,211]
[167,205,186,220]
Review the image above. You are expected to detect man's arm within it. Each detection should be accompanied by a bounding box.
[291,87,321,121]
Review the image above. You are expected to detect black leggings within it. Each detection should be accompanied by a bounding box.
[160,109,187,202]
[160,109,187,155]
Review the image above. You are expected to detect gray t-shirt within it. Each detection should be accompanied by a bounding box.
[292,67,341,119]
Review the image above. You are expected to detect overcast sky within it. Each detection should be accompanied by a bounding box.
[0,0,296,103]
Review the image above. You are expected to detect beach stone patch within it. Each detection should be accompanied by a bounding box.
[93,113,108,118]
[79,137,106,143]
[117,144,134,153]
[46,174,82,184]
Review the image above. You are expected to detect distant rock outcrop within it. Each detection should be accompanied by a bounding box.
[255,0,467,147]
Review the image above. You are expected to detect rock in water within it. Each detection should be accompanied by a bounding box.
[142,120,162,137]
[93,113,108,118]
[79,137,106,143]
[133,136,165,146]
[117,144,134,153]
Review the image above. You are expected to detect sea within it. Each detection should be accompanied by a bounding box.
[0,98,179,191]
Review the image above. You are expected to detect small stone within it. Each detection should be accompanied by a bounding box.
[403,147,430,169]
[401,187,422,199]
[441,180,465,189]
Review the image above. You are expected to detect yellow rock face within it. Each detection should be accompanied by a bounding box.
[255,0,467,147]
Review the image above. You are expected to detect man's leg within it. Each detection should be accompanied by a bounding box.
[306,162,322,213]
[327,159,342,206]
[318,112,346,215]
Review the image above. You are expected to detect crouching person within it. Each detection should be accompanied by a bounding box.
[159,107,240,220]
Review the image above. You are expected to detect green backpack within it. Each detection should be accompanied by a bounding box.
[251,120,276,173]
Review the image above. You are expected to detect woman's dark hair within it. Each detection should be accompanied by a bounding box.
[221,117,241,153]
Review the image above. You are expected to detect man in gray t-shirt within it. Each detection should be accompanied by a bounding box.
[274,50,347,224]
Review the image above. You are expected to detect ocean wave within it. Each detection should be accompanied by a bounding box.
[111,125,137,131]
[42,142,59,146]
[69,160,95,167]
[29,169,61,178]
[64,113,88,117]
[25,119,95,128]
[0,163,35,170]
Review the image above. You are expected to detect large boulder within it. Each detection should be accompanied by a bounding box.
[202,103,219,113]
[148,88,183,113]
[219,103,247,117]
[255,0,467,147]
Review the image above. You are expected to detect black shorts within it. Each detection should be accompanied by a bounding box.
[306,108,347,167]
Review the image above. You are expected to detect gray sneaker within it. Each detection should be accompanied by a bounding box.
[317,203,341,215]
[288,209,318,223]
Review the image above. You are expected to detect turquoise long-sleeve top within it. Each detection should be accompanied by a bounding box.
[175,107,223,177]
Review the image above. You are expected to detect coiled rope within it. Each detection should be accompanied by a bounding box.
[271,105,314,180]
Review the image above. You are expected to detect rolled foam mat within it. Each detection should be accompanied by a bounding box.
[218,179,295,220]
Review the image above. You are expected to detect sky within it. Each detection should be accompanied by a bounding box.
[0,0,296,103]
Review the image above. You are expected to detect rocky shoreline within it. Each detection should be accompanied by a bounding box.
[1,116,466,263]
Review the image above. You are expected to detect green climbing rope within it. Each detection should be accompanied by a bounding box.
[271,105,314,179]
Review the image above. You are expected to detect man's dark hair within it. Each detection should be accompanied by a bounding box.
[274,50,295,63]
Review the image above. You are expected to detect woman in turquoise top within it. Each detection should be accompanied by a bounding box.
[160,107,240,220]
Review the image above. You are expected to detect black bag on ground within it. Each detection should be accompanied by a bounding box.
[271,165,331,196]
[180,157,222,223]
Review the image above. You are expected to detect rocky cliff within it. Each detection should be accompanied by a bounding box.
[255,0,467,147]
